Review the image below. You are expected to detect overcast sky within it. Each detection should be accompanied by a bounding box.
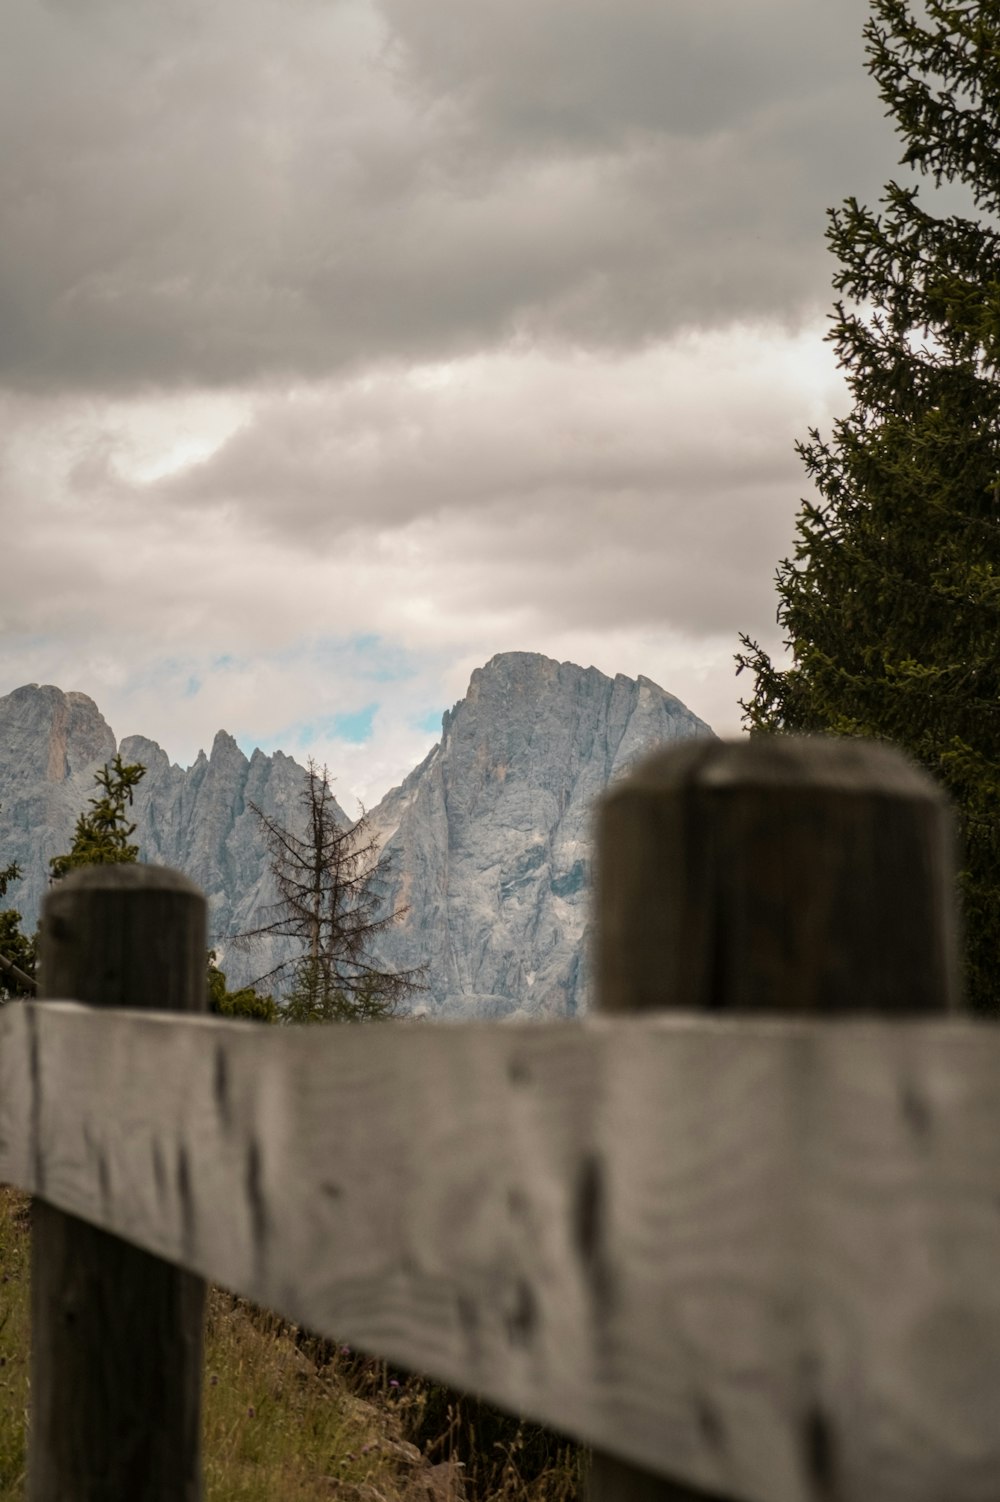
[2,0,914,809]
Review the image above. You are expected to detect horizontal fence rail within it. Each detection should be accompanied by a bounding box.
[3,1001,1000,1502]
[1,737,976,1502]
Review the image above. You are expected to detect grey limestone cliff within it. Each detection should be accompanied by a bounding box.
[119,730,328,983]
[366,652,715,1018]
[0,684,118,929]
[0,685,331,987]
[0,653,714,1015]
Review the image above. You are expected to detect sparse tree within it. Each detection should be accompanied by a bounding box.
[737,0,1000,1013]
[241,760,423,1022]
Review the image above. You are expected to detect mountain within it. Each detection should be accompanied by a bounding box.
[0,684,118,929]
[119,731,334,987]
[0,653,714,1016]
[366,652,714,1018]
[0,686,340,986]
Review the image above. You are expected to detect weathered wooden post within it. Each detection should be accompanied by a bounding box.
[29,865,207,1502]
[589,735,960,1502]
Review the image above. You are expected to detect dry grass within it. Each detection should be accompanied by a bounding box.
[0,1189,29,1501]
[0,1188,585,1501]
[203,1292,420,1500]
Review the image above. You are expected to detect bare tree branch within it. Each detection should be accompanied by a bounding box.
[236,760,425,1020]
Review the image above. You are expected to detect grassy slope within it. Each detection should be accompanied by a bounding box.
[0,1188,584,1501]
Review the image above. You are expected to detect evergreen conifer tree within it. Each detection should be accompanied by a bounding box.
[3,750,146,995]
[0,842,35,999]
[738,0,1000,1013]
[50,755,146,879]
[207,950,278,1023]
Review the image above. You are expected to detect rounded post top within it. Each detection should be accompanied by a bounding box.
[610,734,945,804]
[39,861,207,1013]
[596,731,960,1017]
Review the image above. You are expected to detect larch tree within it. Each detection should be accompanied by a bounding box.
[240,759,424,1022]
[737,0,1000,1013]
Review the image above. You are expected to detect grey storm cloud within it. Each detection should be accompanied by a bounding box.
[379,0,871,148]
[1,0,935,768]
[51,320,834,644]
[2,0,899,395]
[111,347,810,528]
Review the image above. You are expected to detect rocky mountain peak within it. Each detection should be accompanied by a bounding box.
[367,651,715,1018]
[0,654,715,1016]
[0,684,118,924]
[0,684,115,791]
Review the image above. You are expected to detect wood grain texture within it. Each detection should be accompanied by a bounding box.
[27,863,207,1502]
[3,1004,1000,1502]
[591,736,962,1502]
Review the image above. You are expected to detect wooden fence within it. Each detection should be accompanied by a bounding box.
[1,735,995,1502]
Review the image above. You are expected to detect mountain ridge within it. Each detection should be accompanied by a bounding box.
[0,652,715,1016]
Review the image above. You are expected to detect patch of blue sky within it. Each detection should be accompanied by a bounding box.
[350,632,380,655]
[183,675,201,698]
[237,704,379,761]
[327,704,378,744]
[333,634,418,685]
[417,708,445,734]
[254,634,416,689]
